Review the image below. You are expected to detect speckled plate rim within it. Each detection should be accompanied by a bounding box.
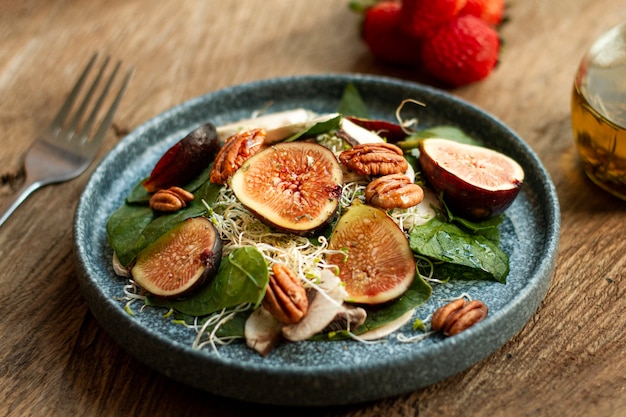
[73,74,560,406]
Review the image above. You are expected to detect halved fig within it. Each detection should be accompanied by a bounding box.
[130,217,222,298]
[230,142,343,235]
[326,201,415,305]
[143,123,220,193]
[419,138,525,220]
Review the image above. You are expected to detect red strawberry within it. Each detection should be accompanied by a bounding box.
[361,1,420,66]
[420,15,500,87]
[400,0,468,39]
[460,0,505,26]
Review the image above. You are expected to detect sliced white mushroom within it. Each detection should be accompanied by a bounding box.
[357,308,416,341]
[244,306,283,357]
[216,108,319,143]
[337,117,385,146]
[282,270,359,342]
[112,252,130,277]
[322,304,367,333]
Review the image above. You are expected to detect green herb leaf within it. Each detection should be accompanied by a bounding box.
[125,178,151,204]
[355,273,432,334]
[285,114,341,142]
[338,83,370,118]
[397,125,481,150]
[409,217,509,283]
[147,246,269,316]
[439,194,504,239]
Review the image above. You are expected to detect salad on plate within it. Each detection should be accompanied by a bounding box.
[105,85,524,357]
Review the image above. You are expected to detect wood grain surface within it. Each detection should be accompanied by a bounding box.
[1,1,624,416]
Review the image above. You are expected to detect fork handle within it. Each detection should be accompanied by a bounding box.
[0,178,42,228]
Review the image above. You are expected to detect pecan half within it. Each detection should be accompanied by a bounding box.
[210,128,266,184]
[262,264,309,324]
[339,142,408,176]
[149,186,195,212]
[365,173,424,209]
[431,299,488,336]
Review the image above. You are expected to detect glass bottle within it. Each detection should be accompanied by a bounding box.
[571,21,626,200]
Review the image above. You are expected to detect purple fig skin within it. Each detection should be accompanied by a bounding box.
[143,123,220,193]
[419,138,524,220]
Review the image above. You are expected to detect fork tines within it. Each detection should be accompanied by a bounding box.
[50,53,134,144]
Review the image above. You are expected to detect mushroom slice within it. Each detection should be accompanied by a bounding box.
[216,108,318,143]
[283,270,357,342]
[357,308,416,341]
[323,304,367,333]
[337,117,385,146]
[244,306,283,357]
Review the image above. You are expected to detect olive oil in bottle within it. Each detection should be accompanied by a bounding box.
[571,22,626,200]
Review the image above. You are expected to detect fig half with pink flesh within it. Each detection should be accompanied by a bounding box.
[230,142,343,236]
[130,217,222,298]
[419,138,524,220]
[326,201,415,305]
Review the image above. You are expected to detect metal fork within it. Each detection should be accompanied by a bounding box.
[0,53,133,228]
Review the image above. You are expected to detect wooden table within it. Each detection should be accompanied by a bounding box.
[1,1,624,416]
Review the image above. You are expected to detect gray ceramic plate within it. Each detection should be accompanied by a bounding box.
[74,74,560,406]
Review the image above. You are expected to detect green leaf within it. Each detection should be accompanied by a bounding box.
[354,273,432,334]
[418,125,480,144]
[338,83,370,118]
[126,178,151,204]
[409,217,509,283]
[106,205,155,261]
[173,309,251,338]
[397,125,481,150]
[285,114,341,142]
[439,195,504,239]
[147,246,269,316]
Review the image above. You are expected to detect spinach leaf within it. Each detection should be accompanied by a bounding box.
[285,114,341,142]
[338,83,370,118]
[147,246,269,316]
[354,273,432,334]
[409,217,509,283]
[106,205,155,259]
[439,195,504,240]
[126,178,151,204]
[397,125,481,151]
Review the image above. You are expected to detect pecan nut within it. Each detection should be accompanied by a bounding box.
[431,299,488,336]
[210,128,266,184]
[262,264,309,324]
[149,186,195,212]
[365,173,424,209]
[339,142,408,176]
